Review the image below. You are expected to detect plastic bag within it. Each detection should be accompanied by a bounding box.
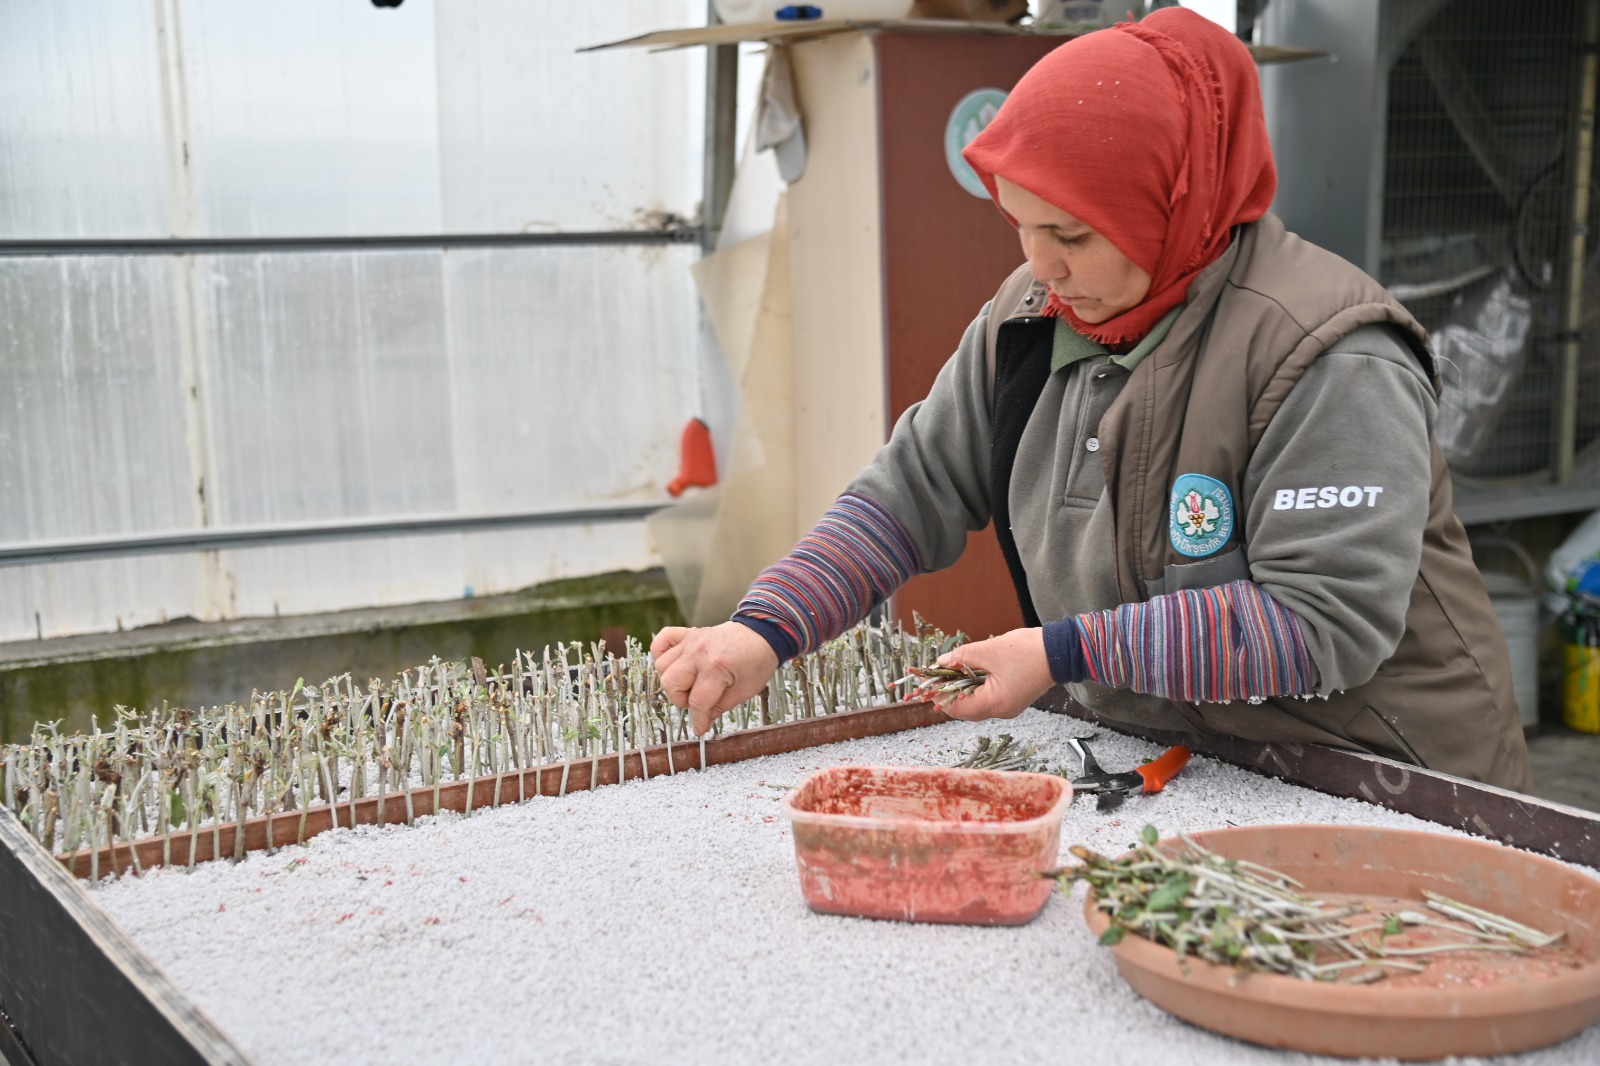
[1431,268,1533,469]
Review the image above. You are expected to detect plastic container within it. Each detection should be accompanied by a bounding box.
[1482,570,1542,729]
[779,765,1072,925]
[1544,507,1600,599]
[1563,608,1600,734]
[1473,536,1543,729]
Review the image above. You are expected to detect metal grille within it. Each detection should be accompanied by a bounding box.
[1380,0,1597,504]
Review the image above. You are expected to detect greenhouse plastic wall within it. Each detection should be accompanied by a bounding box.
[0,1,718,641]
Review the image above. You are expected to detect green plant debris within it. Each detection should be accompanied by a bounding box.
[1056,826,1563,984]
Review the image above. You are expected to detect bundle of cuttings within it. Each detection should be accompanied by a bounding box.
[948,723,1097,773]
[899,664,988,707]
[949,734,1049,773]
[1058,826,1564,985]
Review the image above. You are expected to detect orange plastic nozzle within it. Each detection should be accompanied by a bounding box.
[666,417,718,497]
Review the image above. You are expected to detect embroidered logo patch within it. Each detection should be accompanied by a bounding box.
[1169,474,1234,558]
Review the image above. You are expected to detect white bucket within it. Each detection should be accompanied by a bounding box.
[1482,572,1541,728]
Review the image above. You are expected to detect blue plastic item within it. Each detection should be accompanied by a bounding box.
[1571,558,1600,606]
[776,5,824,18]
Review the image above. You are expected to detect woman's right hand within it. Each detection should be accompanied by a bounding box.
[651,621,780,736]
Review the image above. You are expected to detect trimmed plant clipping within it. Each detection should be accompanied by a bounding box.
[1,617,964,877]
[1060,826,1565,985]
[947,719,1098,773]
[898,664,988,707]
[949,733,1046,773]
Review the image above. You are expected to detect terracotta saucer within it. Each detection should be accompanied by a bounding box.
[1082,824,1600,1061]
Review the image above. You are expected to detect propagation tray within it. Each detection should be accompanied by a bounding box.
[4,695,1600,1065]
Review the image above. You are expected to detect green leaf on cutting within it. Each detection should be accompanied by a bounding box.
[1139,824,1159,846]
[1145,872,1193,913]
[1098,925,1126,946]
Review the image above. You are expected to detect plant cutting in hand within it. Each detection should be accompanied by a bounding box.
[898,664,989,707]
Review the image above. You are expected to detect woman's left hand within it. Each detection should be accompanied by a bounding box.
[931,627,1056,722]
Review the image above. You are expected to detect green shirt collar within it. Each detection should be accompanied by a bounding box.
[1050,304,1183,374]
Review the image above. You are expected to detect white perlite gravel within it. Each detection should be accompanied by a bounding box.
[90,710,1600,1066]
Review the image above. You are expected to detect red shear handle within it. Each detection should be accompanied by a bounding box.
[1135,745,1192,794]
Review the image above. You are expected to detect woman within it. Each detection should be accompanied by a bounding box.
[650,7,1533,791]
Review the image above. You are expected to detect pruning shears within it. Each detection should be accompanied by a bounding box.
[1067,737,1192,812]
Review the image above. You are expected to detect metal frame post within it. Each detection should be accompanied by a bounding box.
[1554,0,1600,485]
[701,4,739,252]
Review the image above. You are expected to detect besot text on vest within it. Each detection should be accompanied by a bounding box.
[1272,486,1384,510]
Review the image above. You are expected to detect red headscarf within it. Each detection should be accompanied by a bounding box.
[962,8,1276,346]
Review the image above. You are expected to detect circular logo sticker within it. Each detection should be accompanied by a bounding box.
[944,88,1007,199]
[1169,474,1235,558]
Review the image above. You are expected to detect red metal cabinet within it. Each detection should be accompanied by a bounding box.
[786,29,1065,639]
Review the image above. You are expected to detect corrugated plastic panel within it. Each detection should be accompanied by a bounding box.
[0,4,170,238]
[194,242,699,524]
[218,523,663,623]
[0,257,195,540]
[1,1,710,240]
[434,0,706,233]
[0,257,207,637]
[0,2,712,642]
[178,0,445,237]
[196,250,456,523]
[176,0,706,237]
[440,243,701,509]
[213,242,700,618]
[0,556,209,642]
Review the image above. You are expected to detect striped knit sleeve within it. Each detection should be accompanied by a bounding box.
[732,491,922,663]
[1042,579,1316,704]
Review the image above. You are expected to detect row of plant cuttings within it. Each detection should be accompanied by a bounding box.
[1059,826,1564,985]
[1,616,963,856]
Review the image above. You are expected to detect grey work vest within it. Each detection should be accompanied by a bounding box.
[982,216,1531,791]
